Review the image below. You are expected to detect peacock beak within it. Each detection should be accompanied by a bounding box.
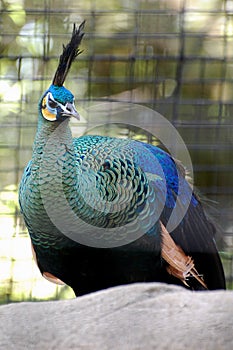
[66,102,80,120]
[61,102,80,120]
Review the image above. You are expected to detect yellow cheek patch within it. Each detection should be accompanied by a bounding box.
[41,96,57,121]
[42,108,57,121]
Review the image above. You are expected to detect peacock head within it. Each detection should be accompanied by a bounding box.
[40,85,79,122]
[39,21,85,123]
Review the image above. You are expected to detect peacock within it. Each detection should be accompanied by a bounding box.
[19,21,226,296]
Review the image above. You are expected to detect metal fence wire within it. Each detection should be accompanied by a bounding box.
[0,0,233,303]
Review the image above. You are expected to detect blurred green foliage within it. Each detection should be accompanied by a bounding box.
[0,0,233,302]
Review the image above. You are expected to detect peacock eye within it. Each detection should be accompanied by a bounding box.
[48,97,58,109]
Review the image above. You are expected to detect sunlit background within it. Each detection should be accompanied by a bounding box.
[0,0,233,303]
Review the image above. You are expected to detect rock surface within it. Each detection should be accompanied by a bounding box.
[1,283,233,350]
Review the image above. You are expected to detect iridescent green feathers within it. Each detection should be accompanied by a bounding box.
[73,135,156,231]
[18,21,226,294]
[52,21,85,87]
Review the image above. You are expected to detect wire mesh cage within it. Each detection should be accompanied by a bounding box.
[0,0,233,303]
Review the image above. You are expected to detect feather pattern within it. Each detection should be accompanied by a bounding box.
[19,22,226,296]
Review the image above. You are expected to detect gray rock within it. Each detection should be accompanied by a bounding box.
[0,283,233,350]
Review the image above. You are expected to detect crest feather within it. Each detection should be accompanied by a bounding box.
[52,21,85,86]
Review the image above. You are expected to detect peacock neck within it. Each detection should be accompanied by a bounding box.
[31,114,75,177]
[34,114,73,152]
[36,114,72,141]
[22,115,78,245]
